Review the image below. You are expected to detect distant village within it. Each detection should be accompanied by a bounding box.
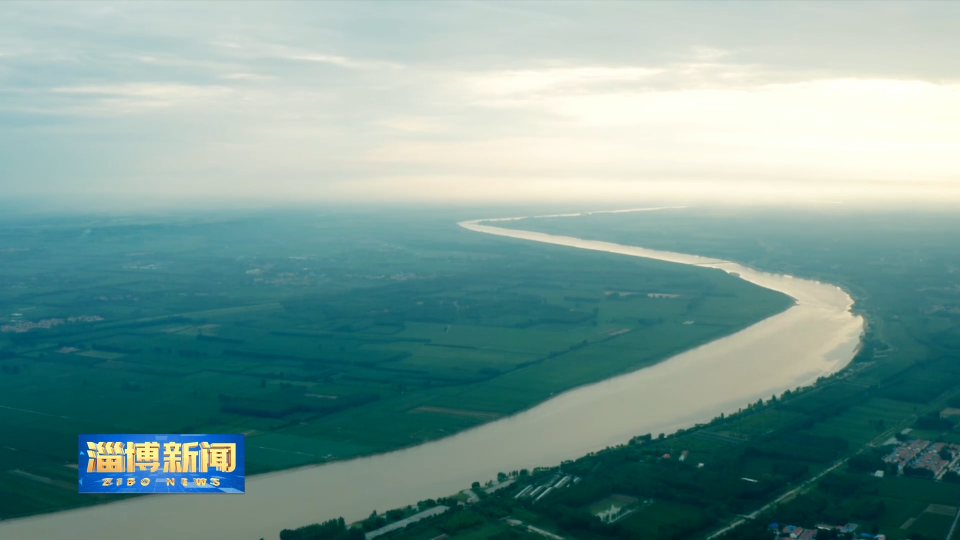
[771,523,867,540]
[1,314,103,333]
[883,437,959,479]
[767,436,960,540]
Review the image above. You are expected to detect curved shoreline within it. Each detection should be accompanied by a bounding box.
[0,210,863,540]
[462,211,854,310]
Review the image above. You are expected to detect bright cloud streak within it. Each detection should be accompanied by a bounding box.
[49,83,235,111]
[287,54,404,70]
[468,66,664,95]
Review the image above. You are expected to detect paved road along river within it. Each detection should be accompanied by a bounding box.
[0,210,863,540]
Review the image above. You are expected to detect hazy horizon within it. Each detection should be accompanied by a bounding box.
[2,1,960,208]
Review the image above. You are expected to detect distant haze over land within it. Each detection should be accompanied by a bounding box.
[1,1,959,207]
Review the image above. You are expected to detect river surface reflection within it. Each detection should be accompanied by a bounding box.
[0,213,863,540]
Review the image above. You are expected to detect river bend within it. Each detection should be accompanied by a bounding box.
[0,211,863,540]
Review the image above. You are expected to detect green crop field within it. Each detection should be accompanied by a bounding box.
[0,209,792,518]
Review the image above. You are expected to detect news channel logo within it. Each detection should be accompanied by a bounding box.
[78,434,245,494]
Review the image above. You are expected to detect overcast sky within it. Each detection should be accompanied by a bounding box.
[2,1,959,207]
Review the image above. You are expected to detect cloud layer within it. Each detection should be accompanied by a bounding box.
[1,2,959,207]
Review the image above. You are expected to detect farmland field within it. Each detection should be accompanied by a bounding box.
[0,209,792,518]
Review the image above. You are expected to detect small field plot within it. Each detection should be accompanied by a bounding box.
[617,500,715,539]
[802,397,917,447]
[878,476,960,506]
[906,511,954,539]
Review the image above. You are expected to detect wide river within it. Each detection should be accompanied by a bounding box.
[0,211,863,540]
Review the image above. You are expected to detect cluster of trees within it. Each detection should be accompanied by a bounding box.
[624,384,838,448]
[847,450,896,476]
[719,472,886,540]
[279,518,364,540]
[914,411,955,431]
[357,510,391,532]
[903,466,935,479]
[437,510,485,534]
[283,504,507,540]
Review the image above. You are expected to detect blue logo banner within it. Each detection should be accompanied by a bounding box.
[78,434,245,493]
